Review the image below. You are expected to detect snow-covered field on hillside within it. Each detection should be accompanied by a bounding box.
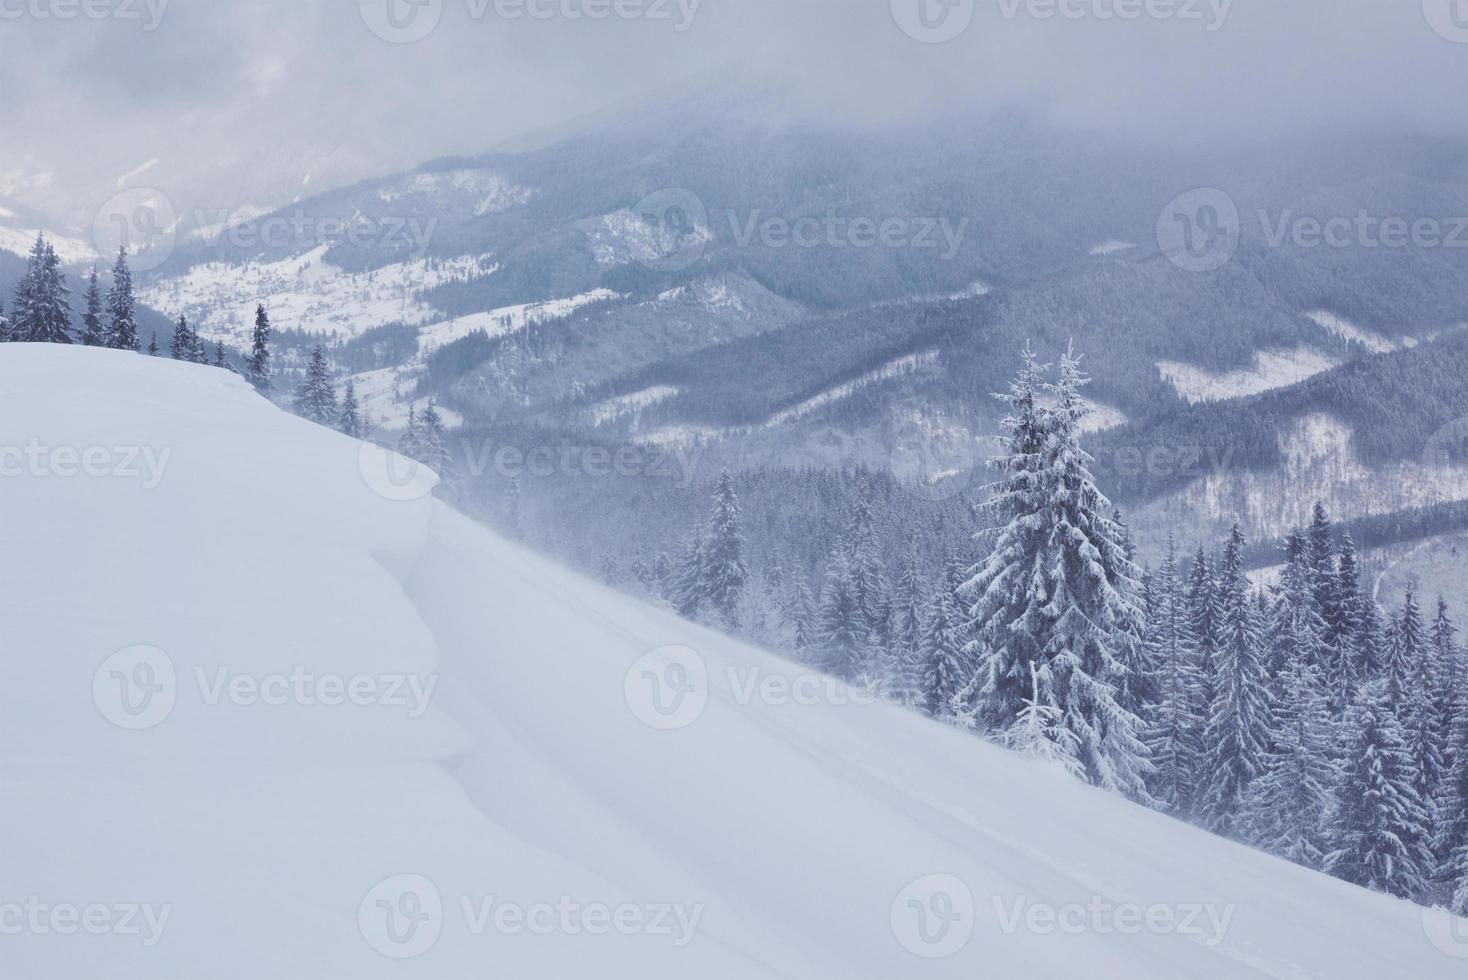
[1158,347,1340,403]
[3,344,1466,978]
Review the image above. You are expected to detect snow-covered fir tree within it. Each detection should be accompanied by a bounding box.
[962,347,1150,799]
[1187,548,1221,721]
[920,559,970,720]
[1326,679,1432,900]
[999,662,1083,778]
[146,332,159,356]
[105,248,138,351]
[293,346,338,426]
[1245,650,1333,868]
[1438,700,1468,910]
[1325,532,1364,713]
[701,469,747,631]
[11,235,73,343]
[1145,538,1205,814]
[668,531,705,620]
[247,304,272,391]
[1199,525,1272,836]
[171,315,196,360]
[338,379,363,438]
[815,546,865,679]
[884,546,929,706]
[80,266,106,347]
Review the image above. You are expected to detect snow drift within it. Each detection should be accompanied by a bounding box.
[2,344,1465,978]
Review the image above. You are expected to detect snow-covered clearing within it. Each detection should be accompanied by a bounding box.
[767,350,940,427]
[590,385,681,426]
[139,248,498,345]
[416,288,621,353]
[0,225,95,264]
[1089,240,1135,255]
[3,344,1462,978]
[1158,347,1340,403]
[1305,310,1400,354]
[1179,411,1468,539]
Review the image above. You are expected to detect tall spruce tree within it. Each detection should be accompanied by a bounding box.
[80,265,106,346]
[920,559,969,719]
[1246,651,1333,868]
[1199,525,1272,836]
[669,532,706,621]
[815,547,865,679]
[105,247,138,351]
[1326,680,1432,900]
[963,347,1150,798]
[247,304,272,391]
[1325,533,1364,713]
[293,346,338,425]
[702,469,747,631]
[1187,549,1222,719]
[338,379,364,438]
[11,235,73,343]
[1146,538,1205,814]
[171,315,193,360]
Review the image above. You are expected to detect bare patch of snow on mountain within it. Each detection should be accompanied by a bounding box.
[416,288,621,353]
[767,351,941,427]
[0,225,95,264]
[1157,347,1340,403]
[1179,412,1468,539]
[590,386,681,427]
[581,208,713,269]
[1089,240,1135,256]
[1079,399,1128,433]
[141,250,498,344]
[374,169,534,215]
[1305,310,1397,354]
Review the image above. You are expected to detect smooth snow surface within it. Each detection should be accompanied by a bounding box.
[3,344,1464,978]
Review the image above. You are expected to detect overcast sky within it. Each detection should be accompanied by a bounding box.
[3,0,1468,229]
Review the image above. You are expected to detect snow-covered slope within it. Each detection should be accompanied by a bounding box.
[3,344,1464,978]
